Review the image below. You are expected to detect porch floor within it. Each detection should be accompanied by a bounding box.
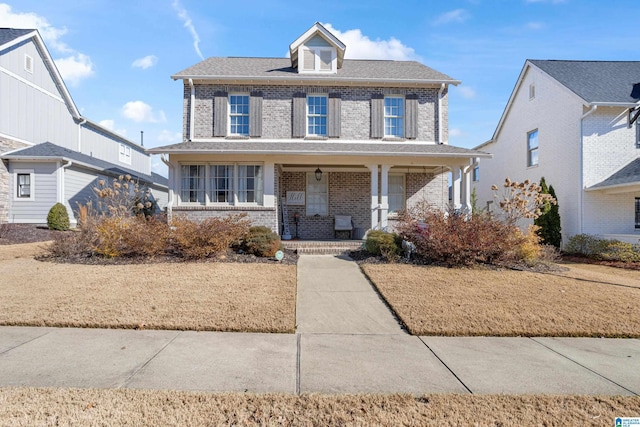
[281,239,364,255]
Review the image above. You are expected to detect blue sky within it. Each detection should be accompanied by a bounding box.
[1,1,635,176]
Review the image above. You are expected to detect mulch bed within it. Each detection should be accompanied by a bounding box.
[1,224,298,265]
[561,254,640,271]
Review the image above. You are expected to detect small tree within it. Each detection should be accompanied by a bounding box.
[534,177,562,248]
[470,187,479,215]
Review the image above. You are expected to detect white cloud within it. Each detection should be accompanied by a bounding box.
[98,119,127,136]
[433,9,470,26]
[132,55,158,69]
[157,129,182,143]
[450,128,464,137]
[526,21,545,30]
[0,3,95,84]
[121,101,166,123]
[458,86,476,99]
[54,54,94,86]
[322,23,418,61]
[172,0,204,60]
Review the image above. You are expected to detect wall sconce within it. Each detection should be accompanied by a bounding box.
[315,167,322,181]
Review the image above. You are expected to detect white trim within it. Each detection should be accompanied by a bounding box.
[0,31,36,52]
[384,95,405,138]
[119,143,132,165]
[0,132,34,147]
[306,93,328,136]
[13,169,35,201]
[298,47,336,74]
[0,65,65,103]
[171,75,461,87]
[227,93,250,137]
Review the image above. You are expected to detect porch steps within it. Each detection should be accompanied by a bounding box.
[281,240,364,255]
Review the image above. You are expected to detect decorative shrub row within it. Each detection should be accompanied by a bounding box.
[565,234,640,263]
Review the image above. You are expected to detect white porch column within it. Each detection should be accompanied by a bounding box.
[367,164,379,230]
[263,161,275,207]
[380,164,391,230]
[461,163,471,212]
[451,166,462,210]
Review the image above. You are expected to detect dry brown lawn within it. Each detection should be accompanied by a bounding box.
[0,388,637,426]
[0,243,296,333]
[362,263,640,337]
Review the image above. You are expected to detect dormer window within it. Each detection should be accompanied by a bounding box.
[301,47,335,73]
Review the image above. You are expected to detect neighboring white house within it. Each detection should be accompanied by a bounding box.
[475,60,640,244]
[149,22,489,239]
[0,28,167,225]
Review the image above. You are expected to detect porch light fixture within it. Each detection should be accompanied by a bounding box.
[315,167,323,181]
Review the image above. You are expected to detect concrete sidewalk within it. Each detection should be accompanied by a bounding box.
[0,254,638,395]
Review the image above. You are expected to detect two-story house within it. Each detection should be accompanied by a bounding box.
[150,23,488,239]
[0,28,167,225]
[474,60,640,244]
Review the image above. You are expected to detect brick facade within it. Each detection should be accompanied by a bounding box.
[172,206,278,231]
[0,137,29,223]
[185,84,443,142]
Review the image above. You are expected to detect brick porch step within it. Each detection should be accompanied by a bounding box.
[281,240,364,255]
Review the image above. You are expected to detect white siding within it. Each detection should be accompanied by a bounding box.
[79,126,150,174]
[8,162,58,223]
[0,38,60,95]
[64,167,104,222]
[474,65,584,241]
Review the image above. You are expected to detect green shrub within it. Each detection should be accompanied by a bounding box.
[564,234,610,257]
[47,203,70,231]
[241,226,281,257]
[534,177,562,248]
[365,230,401,258]
[601,241,640,263]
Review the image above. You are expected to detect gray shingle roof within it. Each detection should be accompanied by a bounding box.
[590,158,640,189]
[530,60,640,104]
[0,28,34,47]
[172,57,459,84]
[147,140,489,158]
[2,142,168,187]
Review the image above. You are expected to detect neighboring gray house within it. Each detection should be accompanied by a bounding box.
[475,60,640,244]
[149,23,487,239]
[0,28,167,225]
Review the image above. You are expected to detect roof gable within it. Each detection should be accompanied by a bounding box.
[289,22,346,70]
[0,28,35,50]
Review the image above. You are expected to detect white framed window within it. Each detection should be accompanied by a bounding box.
[473,165,480,182]
[388,174,405,214]
[527,129,539,167]
[14,170,34,200]
[180,164,206,204]
[180,163,263,206]
[301,47,335,73]
[307,95,327,136]
[384,96,404,137]
[237,164,263,204]
[24,54,33,73]
[529,83,535,100]
[119,143,132,164]
[229,94,249,136]
[306,172,328,216]
[209,164,234,204]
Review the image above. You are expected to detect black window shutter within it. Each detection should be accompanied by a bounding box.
[371,94,384,138]
[249,91,263,137]
[328,93,341,138]
[213,91,228,137]
[292,92,306,138]
[405,94,418,139]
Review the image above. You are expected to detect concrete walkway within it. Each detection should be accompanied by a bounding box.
[0,254,639,395]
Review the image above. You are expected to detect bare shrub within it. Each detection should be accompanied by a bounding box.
[240,226,281,257]
[171,215,251,260]
[491,177,556,225]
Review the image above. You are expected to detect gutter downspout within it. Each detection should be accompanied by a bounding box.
[188,79,195,141]
[161,154,174,221]
[437,84,445,144]
[60,160,73,224]
[579,105,598,235]
[77,118,87,152]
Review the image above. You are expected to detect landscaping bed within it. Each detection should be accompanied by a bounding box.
[0,388,637,426]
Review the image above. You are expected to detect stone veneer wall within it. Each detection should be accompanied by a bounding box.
[0,137,29,223]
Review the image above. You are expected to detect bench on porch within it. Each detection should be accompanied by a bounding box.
[334,215,354,239]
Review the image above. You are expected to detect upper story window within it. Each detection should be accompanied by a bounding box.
[300,48,335,73]
[307,95,327,136]
[229,94,250,136]
[119,143,132,164]
[24,54,33,73]
[384,96,404,138]
[527,129,539,167]
[473,165,480,182]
